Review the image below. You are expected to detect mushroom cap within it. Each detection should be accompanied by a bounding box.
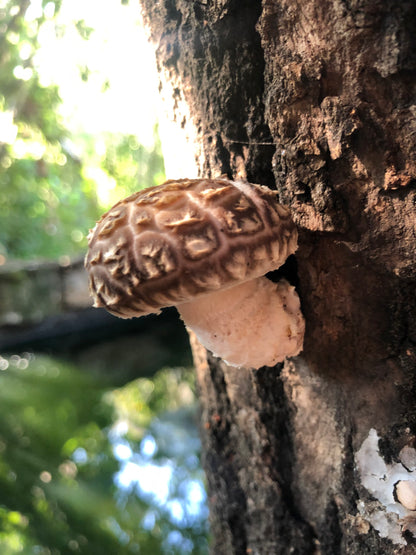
[85,178,298,318]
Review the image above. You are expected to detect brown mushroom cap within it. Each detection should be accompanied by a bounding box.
[85,178,298,318]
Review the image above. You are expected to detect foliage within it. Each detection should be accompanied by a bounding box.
[0,3,208,553]
[0,0,165,261]
[0,354,208,554]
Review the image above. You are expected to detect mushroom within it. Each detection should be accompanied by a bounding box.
[85,178,304,368]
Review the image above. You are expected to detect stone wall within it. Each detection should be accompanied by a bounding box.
[0,257,91,326]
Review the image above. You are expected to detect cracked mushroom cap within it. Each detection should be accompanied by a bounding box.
[85,178,298,318]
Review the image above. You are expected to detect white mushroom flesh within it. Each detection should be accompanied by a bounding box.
[178,277,304,368]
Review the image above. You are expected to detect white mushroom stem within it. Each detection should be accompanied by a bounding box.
[177,277,304,369]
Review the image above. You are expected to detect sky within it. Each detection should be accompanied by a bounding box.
[32,0,160,147]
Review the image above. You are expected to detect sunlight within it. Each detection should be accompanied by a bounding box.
[32,0,160,146]
[84,165,117,206]
[0,111,17,144]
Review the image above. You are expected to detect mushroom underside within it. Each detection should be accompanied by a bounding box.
[177,277,304,369]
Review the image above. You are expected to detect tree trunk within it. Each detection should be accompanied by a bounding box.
[139,1,416,553]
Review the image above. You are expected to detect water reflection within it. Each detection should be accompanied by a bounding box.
[0,353,209,554]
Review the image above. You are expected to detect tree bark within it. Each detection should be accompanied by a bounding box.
[139,1,416,553]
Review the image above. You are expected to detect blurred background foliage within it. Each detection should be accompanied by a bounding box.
[0,0,208,553]
[0,0,165,261]
[0,354,208,554]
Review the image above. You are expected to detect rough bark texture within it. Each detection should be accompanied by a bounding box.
[139,1,416,553]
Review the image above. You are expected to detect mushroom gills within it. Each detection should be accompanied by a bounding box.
[177,277,304,369]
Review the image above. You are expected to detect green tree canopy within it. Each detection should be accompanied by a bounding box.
[0,0,164,261]
[0,354,208,554]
